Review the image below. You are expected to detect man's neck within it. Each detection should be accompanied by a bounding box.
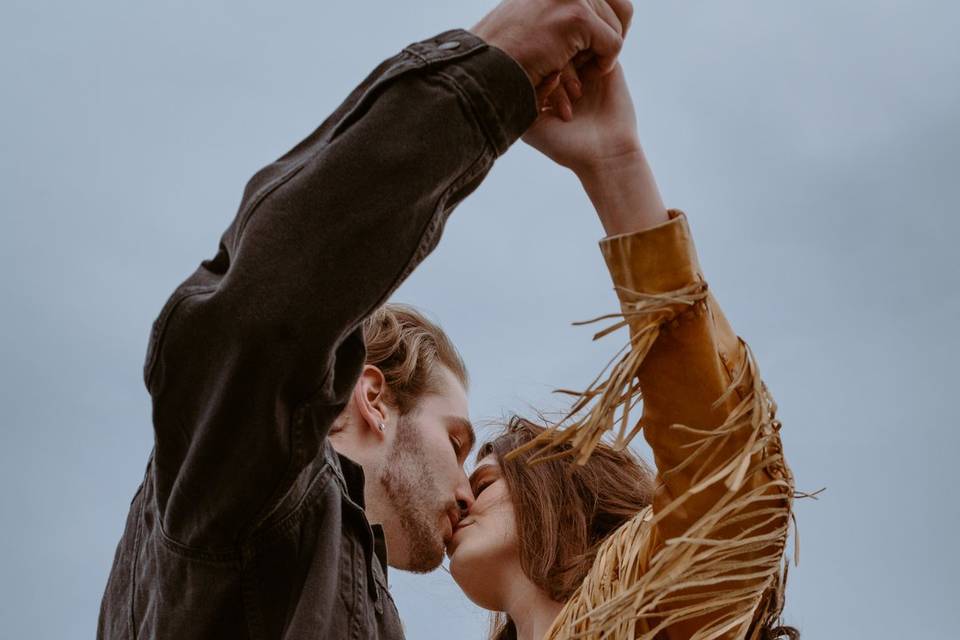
[329,435,379,516]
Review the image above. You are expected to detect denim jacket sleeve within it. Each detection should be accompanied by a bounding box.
[143,29,537,548]
[545,211,794,640]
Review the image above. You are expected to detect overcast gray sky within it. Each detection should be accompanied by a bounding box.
[2,1,958,638]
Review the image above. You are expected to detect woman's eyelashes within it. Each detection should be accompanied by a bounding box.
[473,478,493,498]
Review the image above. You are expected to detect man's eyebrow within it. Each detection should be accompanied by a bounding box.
[447,416,476,454]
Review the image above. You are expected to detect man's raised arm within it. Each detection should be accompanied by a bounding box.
[145,29,534,548]
[145,0,632,550]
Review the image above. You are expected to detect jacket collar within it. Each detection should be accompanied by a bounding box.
[325,441,390,580]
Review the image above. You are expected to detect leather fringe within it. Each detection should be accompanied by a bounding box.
[516,284,795,640]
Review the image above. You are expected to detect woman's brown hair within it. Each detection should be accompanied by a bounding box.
[479,416,654,640]
[480,416,798,640]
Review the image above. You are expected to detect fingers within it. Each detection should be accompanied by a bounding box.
[535,71,571,121]
[550,86,574,121]
[535,72,562,110]
[589,0,624,40]
[535,61,583,122]
[575,57,608,85]
[544,62,583,121]
[599,0,634,38]
[561,62,583,101]
[580,0,631,76]
[572,50,595,69]
[557,63,583,121]
[587,17,623,75]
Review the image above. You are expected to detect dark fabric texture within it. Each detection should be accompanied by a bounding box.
[98,28,537,640]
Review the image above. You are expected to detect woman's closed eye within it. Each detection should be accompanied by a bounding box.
[473,479,493,498]
[469,460,500,499]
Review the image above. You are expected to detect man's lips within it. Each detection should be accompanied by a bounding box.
[444,511,458,544]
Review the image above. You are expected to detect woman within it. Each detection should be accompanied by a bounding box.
[447,63,796,640]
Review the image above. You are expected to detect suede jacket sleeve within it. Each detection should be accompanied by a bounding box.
[546,210,794,640]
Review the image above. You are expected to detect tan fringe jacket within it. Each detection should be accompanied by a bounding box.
[532,211,794,640]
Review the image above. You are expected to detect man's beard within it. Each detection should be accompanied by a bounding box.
[379,416,448,572]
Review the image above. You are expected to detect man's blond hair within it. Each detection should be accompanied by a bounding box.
[361,303,468,414]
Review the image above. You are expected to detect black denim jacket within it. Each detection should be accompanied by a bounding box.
[97,29,536,639]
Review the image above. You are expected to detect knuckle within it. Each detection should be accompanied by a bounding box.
[562,2,592,29]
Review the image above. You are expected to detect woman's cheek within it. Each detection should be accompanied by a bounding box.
[484,497,518,549]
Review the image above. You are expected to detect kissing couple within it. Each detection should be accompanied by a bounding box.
[99,0,797,638]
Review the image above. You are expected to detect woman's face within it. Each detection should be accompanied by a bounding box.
[447,453,519,610]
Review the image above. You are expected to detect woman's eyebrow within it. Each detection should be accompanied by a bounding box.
[468,464,492,487]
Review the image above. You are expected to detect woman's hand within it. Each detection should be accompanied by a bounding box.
[526,63,669,236]
[524,63,641,175]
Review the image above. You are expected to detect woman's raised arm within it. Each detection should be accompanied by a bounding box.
[523,64,668,235]
[523,64,795,640]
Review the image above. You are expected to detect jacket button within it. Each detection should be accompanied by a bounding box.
[438,41,461,50]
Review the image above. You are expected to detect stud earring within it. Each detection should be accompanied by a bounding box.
[378,422,386,432]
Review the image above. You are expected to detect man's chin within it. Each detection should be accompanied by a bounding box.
[400,548,445,574]
[393,531,446,574]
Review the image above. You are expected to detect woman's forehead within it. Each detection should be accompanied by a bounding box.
[469,454,499,482]
[475,454,498,469]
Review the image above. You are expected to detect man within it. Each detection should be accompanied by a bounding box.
[98,0,634,637]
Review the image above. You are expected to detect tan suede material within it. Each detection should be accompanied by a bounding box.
[545,211,794,640]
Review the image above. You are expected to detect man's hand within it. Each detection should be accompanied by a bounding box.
[471,0,634,88]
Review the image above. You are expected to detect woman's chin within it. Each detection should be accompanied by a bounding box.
[447,546,471,587]
[448,547,501,611]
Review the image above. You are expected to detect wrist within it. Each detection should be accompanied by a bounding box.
[574,146,669,236]
[572,145,646,183]
[468,24,540,86]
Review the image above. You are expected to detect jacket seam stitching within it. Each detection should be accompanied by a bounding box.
[127,484,145,639]
[231,51,421,245]
[436,66,505,156]
[303,71,493,406]
[144,285,217,387]
[241,403,309,538]
[247,462,336,545]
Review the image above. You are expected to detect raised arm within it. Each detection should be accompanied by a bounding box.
[147,30,537,549]
[591,212,793,640]
[149,0,639,551]
[525,65,794,639]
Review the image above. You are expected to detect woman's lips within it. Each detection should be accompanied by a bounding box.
[447,521,473,554]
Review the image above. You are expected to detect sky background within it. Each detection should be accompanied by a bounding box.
[2,0,958,638]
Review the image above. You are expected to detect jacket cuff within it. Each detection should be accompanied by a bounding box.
[599,210,705,296]
[404,29,538,156]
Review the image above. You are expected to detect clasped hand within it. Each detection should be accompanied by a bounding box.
[471,0,643,177]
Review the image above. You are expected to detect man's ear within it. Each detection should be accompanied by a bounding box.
[352,365,390,440]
